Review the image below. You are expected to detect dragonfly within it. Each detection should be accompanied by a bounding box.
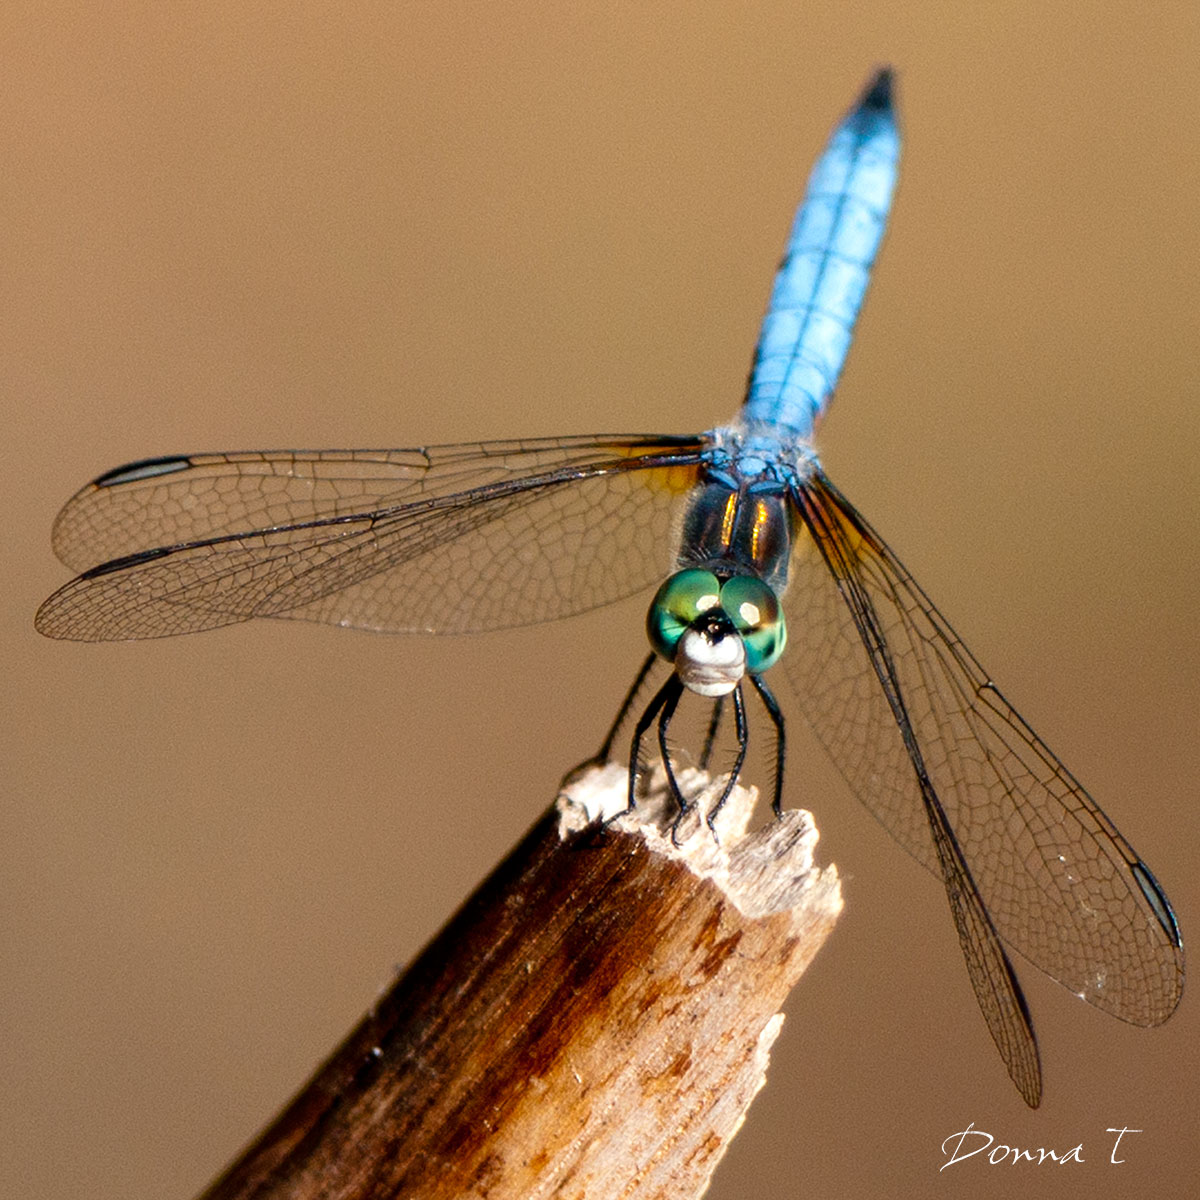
[36,70,1183,1108]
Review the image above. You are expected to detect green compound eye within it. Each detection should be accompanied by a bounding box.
[719,575,786,672]
[646,569,721,660]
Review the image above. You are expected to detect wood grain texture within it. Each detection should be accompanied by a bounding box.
[198,765,842,1200]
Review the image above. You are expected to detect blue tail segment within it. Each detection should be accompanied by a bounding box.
[743,68,901,438]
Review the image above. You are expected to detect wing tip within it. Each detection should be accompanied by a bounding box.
[93,456,192,489]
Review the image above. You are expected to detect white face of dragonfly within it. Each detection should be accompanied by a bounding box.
[646,568,787,697]
[674,620,746,697]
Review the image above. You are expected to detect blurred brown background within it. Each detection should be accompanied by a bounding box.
[4,3,1198,1198]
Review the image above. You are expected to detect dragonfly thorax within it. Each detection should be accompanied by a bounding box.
[675,473,798,596]
[646,568,786,696]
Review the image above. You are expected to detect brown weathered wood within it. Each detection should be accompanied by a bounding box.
[197,765,842,1200]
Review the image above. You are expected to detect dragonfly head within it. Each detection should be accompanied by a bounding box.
[646,568,786,697]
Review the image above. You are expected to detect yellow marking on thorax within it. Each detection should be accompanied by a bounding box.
[750,498,771,562]
[719,492,738,550]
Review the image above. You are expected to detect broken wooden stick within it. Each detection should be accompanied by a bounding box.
[197,764,841,1200]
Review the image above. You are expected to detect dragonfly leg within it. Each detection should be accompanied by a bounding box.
[624,673,680,818]
[653,678,692,844]
[699,695,726,770]
[706,684,749,834]
[748,674,786,817]
[598,652,657,763]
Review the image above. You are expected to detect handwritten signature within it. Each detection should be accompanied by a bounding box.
[941,1123,1143,1169]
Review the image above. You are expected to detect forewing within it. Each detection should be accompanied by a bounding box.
[48,438,694,571]
[37,436,705,641]
[781,471,1183,1027]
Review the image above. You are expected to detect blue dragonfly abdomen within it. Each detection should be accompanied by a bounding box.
[743,69,900,438]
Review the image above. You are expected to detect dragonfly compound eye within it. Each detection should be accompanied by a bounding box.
[646,569,722,661]
[719,575,786,673]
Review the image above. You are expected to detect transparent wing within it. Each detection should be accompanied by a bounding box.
[46,437,699,571]
[36,436,706,641]
[782,472,1184,1033]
